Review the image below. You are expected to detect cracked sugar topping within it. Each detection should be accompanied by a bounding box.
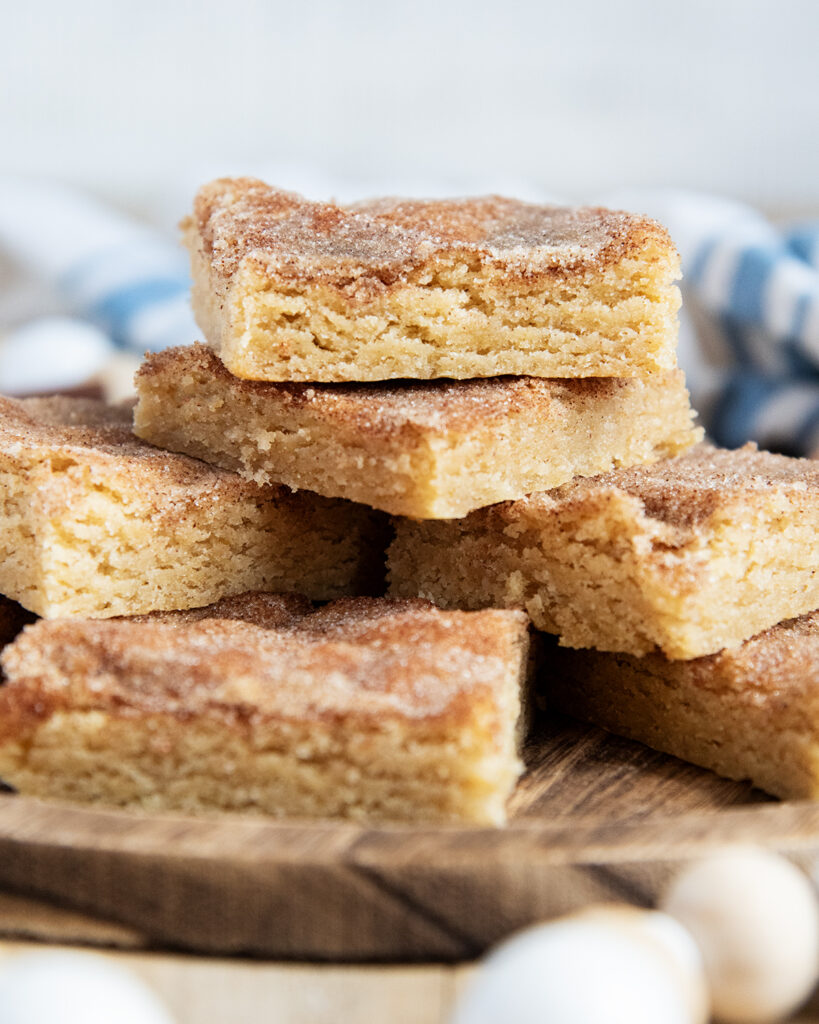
[139,343,658,436]
[705,609,819,692]
[500,444,819,533]
[0,395,285,500]
[0,596,529,726]
[189,177,676,289]
[599,444,819,529]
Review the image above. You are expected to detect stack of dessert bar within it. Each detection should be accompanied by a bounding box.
[0,176,817,825]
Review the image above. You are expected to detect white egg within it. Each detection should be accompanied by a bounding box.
[0,316,113,394]
[0,951,175,1024]
[661,845,819,1024]
[449,904,708,1024]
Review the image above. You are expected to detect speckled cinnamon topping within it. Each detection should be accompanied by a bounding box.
[563,608,819,698]
[705,609,819,691]
[130,591,311,628]
[138,342,665,436]
[191,177,674,288]
[0,596,530,727]
[20,395,135,431]
[0,394,286,499]
[504,444,819,534]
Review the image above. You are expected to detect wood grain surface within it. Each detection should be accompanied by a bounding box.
[1,714,815,962]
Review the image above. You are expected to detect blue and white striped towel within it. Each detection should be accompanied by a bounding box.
[0,178,194,385]
[605,188,819,456]
[687,213,819,455]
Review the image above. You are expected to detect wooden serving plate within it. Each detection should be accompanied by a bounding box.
[1,714,817,962]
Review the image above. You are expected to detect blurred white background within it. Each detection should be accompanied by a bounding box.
[2,0,818,225]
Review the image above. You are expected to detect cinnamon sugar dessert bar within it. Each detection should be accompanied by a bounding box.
[389,445,819,659]
[0,594,531,824]
[134,344,701,519]
[184,177,681,382]
[542,610,819,800]
[0,396,384,619]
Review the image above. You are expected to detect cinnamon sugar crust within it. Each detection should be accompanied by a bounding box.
[137,343,690,437]
[0,394,263,496]
[184,178,681,382]
[134,344,701,518]
[0,595,531,824]
[389,445,819,659]
[503,443,819,539]
[0,395,385,618]
[543,610,819,799]
[194,178,672,290]
[1,596,528,726]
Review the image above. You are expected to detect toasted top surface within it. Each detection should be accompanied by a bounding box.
[0,594,529,728]
[492,444,819,535]
[138,344,687,436]
[188,177,676,292]
[552,608,819,700]
[701,610,819,695]
[608,609,819,700]
[0,394,286,500]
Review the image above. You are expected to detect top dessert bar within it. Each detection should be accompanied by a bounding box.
[0,395,384,618]
[184,177,681,382]
[389,445,819,660]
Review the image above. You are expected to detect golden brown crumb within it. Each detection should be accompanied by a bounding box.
[0,395,386,618]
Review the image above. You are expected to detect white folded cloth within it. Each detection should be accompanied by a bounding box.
[0,177,195,393]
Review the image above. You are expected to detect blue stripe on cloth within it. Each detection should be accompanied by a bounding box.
[86,278,189,348]
[686,237,718,286]
[792,292,812,337]
[728,246,779,324]
[718,314,753,365]
[708,370,779,449]
[792,398,819,455]
[782,293,819,370]
[786,223,819,268]
[781,338,818,377]
[789,291,816,361]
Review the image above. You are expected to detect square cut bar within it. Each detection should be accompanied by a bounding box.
[541,611,819,800]
[0,594,531,825]
[0,395,385,619]
[134,344,702,519]
[389,445,819,660]
[184,177,681,383]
